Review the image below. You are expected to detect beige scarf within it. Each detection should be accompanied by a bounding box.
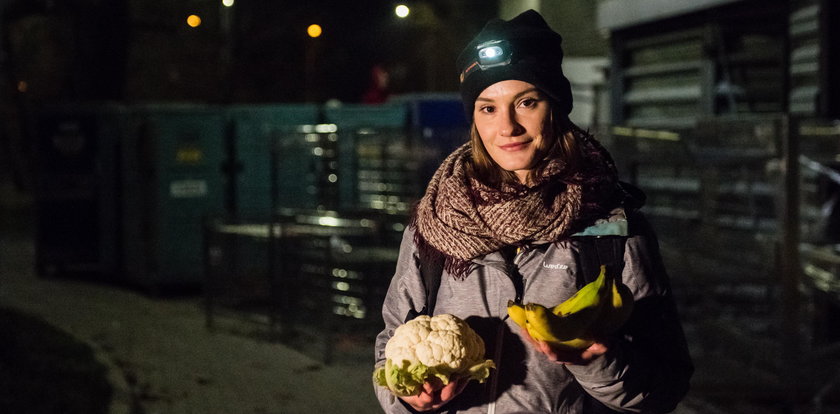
[411,129,618,278]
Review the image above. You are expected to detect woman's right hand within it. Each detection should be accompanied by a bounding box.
[399,376,468,412]
[519,326,608,365]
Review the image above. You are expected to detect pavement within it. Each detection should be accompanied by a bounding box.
[0,204,382,414]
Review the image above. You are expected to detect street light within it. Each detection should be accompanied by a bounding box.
[305,24,323,101]
[220,0,235,102]
[307,24,323,38]
[186,14,202,28]
[395,4,410,18]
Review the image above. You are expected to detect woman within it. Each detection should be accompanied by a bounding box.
[373,9,693,413]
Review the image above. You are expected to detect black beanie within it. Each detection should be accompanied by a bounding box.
[457,9,573,119]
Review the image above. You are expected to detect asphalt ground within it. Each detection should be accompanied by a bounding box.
[0,206,382,414]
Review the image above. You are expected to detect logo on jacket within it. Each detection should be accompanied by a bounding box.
[542,261,569,270]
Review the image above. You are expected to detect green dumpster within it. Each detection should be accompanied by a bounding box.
[228,104,321,215]
[121,104,226,290]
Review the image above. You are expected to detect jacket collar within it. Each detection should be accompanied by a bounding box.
[572,207,628,237]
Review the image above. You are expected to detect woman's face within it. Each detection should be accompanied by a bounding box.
[473,80,550,184]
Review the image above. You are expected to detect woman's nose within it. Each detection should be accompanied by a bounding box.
[499,109,522,137]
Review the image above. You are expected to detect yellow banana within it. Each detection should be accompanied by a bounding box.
[523,303,563,342]
[523,303,599,350]
[507,265,632,350]
[592,278,634,336]
[506,300,528,329]
[552,265,609,316]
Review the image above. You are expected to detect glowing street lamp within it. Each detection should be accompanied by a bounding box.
[222,0,234,6]
[395,4,410,18]
[187,14,201,27]
[307,24,322,38]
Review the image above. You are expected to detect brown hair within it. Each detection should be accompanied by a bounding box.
[466,104,583,187]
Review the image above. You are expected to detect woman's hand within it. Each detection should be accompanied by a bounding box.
[519,327,609,365]
[399,375,469,412]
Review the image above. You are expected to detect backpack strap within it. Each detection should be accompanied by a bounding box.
[420,256,445,316]
[574,236,627,288]
[404,255,445,322]
[573,235,628,414]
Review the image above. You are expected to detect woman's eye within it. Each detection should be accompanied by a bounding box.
[520,98,537,108]
[479,105,495,114]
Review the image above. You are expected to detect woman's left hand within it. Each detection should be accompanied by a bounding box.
[520,327,609,365]
[398,375,469,411]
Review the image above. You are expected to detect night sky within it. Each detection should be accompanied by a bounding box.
[1,0,497,104]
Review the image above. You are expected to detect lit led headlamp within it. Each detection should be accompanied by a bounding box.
[476,40,512,70]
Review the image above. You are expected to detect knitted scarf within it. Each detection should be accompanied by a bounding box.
[411,128,619,279]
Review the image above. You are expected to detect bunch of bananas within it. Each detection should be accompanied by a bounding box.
[507,265,634,350]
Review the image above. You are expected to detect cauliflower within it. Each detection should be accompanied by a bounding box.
[373,314,495,397]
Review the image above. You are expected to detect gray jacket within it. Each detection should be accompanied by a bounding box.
[373,210,693,413]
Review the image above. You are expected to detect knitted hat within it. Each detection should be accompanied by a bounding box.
[457,9,573,118]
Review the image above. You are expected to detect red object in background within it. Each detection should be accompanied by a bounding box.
[362,64,390,104]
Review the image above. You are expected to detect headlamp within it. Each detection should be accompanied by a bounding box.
[476,40,512,70]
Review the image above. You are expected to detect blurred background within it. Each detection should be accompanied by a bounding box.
[1,0,839,413]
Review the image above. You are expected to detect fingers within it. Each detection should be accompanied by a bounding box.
[438,377,464,402]
[413,389,436,408]
[402,377,466,412]
[580,342,608,360]
[423,377,443,393]
[402,392,436,411]
[520,326,535,343]
[524,335,610,365]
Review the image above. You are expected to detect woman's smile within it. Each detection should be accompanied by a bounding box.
[498,140,533,151]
